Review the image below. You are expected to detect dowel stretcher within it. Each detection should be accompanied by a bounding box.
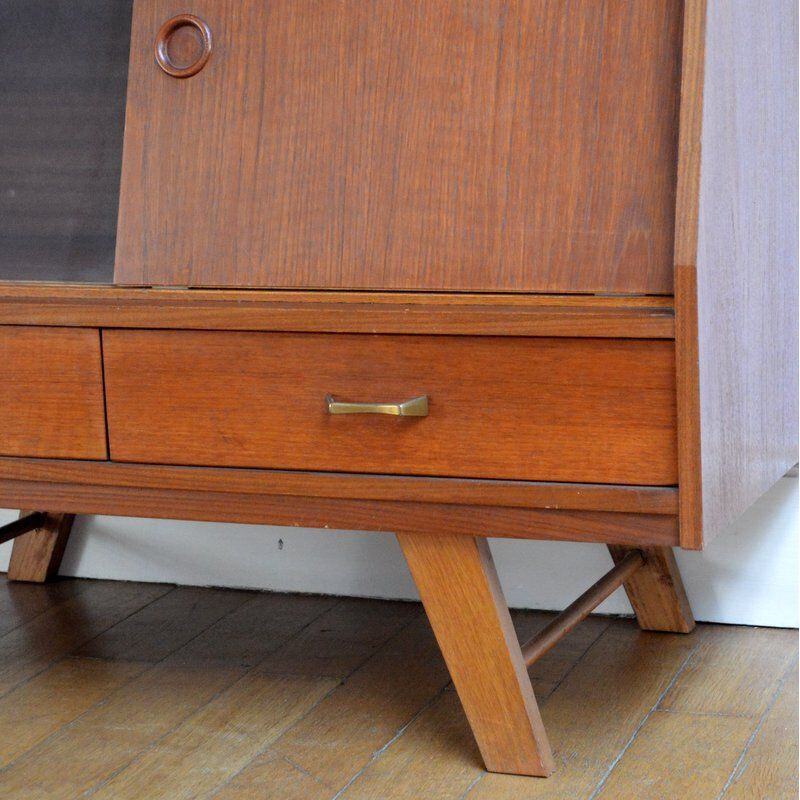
[0,511,48,546]
[520,549,644,667]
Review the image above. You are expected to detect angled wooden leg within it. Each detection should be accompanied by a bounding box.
[7,512,75,583]
[397,532,554,777]
[608,545,695,633]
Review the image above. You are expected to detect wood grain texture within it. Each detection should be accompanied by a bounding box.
[673,0,707,550]
[88,674,336,800]
[520,614,612,702]
[73,586,250,663]
[592,710,754,800]
[116,0,682,292]
[322,606,599,799]
[331,609,594,798]
[76,600,405,799]
[210,750,331,800]
[337,689,486,798]
[0,579,171,696]
[0,512,47,547]
[594,626,799,800]
[425,622,699,799]
[166,593,339,671]
[674,263,704,547]
[607,545,695,633]
[0,327,107,460]
[254,598,416,680]
[672,0,707,269]
[674,0,799,547]
[0,1,130,284]
[269,614,451,792]
[0,662,245,799]
[1,579,796,797]
[0,478,680,547]
[0,586,338,799]
[723,659,799,800]
[0,284,676,339]
[0,576,88,638]
[660,626,798,719]
[8,513,74,583]
[0,658,145,769]
[0,458,680,515]
[396,533,553,777]
[103,330,678,485]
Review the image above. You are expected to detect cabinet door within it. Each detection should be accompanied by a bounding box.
[115,0,682,292]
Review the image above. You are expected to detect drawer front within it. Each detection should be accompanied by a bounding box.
[0,327,107,459]
[103,331,677,485]
[116,0,682,293]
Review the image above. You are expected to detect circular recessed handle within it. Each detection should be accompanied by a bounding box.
[154,14,212,78]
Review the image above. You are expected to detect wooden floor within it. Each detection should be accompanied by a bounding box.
[0,576,795,799]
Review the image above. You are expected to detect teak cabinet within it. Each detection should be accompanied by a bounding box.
[0,0,796,778]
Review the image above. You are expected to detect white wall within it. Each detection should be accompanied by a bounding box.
[1,474,797,627]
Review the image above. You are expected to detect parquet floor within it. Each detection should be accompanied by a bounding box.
[0,575,795,799]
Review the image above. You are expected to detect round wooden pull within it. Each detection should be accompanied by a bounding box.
[154,14,212,78]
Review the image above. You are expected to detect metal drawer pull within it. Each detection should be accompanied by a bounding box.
[325,394,428,417]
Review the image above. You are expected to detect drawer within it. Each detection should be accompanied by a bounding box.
[0,326,107,459]
[103,331,677,485]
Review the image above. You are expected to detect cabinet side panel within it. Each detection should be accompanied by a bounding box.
[677,0,799,547]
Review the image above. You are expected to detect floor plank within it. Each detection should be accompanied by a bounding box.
[270,612,449,792]
[63,597,415,799]
[73,586,253,662]
[339,613,618,800]
[256,597,418,678]
[339,688,484,800]
[169,591,340,669]
[659,626,798,718]
[0,577,795,800]
[0,584,338,798]
[0,657,145,768]
[212,610,607,798]
[465,623,700,800]
[212,749,332,800]
[88,672,337,800]
[0,577,87,637]
[0,579,171,696]
[519,612,611,700]
[592,709,755,800]
[722,658,799,800]
[0,662,245,799]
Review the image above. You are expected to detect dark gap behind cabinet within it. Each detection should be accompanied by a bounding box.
[0,1,132,283]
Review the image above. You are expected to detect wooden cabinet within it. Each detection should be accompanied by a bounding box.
[0,0,796,780]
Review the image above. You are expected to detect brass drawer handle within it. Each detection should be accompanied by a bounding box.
[325,394,428,417]
[154,14,212,78]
